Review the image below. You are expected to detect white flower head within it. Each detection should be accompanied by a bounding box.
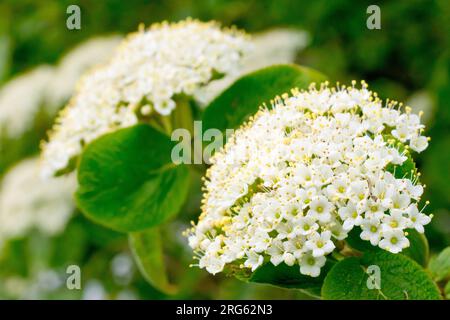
[186,81,431,277]
[299,252,326,277]
[41,19,250,177]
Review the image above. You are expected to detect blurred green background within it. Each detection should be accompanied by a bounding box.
[0,0,448,299]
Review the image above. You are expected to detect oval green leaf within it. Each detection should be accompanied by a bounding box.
[202,64,326,133]
[129,228,177,295]
[322,250,441,300]
[75,124,190,232]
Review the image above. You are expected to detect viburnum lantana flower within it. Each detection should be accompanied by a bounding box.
[185,81,431,277]
[41,19,250,177]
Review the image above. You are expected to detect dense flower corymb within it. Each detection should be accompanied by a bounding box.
[185,81,431,277]
[41,19,250,177]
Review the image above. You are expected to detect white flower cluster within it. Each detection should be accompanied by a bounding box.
[0,157,76,242]
[41,19,250,177]
[186,82,431,277]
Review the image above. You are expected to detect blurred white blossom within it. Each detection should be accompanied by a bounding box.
[111,252,134,285]
[186,81,431,277]
[0,66,55,138]
[82,279,107,300]
[1,269,65,299]
[195,28,309,105]
[47,35,122,107]
[0,157,76,241]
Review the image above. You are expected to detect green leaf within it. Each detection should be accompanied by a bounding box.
[249,260,334,298]
[346,227,429,267]
[202,64,326,134]
[129,228,177,295]
[429,247,450,282]
[322,250,441,300]
[75,124,190,232]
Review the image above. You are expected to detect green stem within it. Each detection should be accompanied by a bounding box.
[172,96,194,134]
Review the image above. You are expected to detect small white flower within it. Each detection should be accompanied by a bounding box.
[338,203,363,230]
[406,205,431,233]
[402,180,423,200]
[350,180,369,202]
[0,157,75,240]
[295,164,314,186]
[283,236,305,259]
[365,199,386,220]
[299,252,326,277]
[392,125,410,142]
[382,211,409,232]
[379,229,410,253]
[294,216,319,236]
[275,220,295,240]
[409,136,428,153]
[326,177,350,199]
[308,196,333,223]
[304,231,335,257]
[267,240,284,266]
[390,193,411,212]
[244,251,264,271]
[372,180,396,208]
[200,253,225,275]
[283,252,296,266]
[252,230,271,252]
